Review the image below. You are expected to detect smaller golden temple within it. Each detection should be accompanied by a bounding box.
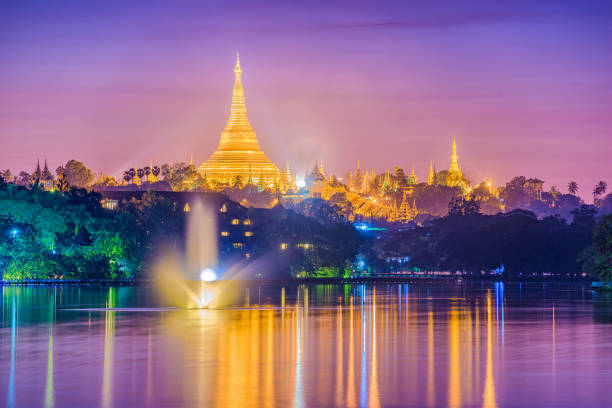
[198,54,280,185]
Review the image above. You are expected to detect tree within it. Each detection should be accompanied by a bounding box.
[593,215,612,283]
[394,166,407,187]
[593,181,608,206]
[55,172,69,194]
[568,181,578,195]
[1,169,12,183]
[549,186,560,201]
[123,171,132,184]
[57,160,93,188]
[16,171,31,187]
[448,197,480,216]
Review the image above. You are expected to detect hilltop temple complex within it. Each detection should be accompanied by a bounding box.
[198,54,286,187]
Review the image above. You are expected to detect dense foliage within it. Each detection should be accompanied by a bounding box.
[0,182,183,281]
[592,215,612,283]
[374,205,599,277]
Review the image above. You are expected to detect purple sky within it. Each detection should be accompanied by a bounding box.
[2,0,611,200]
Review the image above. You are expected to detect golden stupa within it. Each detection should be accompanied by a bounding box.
[198,54,280,185]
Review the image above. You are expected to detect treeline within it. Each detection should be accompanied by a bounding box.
[374,205,609,278]
[0,179,185,280]
[0,178,363,281]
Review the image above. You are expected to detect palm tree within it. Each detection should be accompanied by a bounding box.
[152,166,160,178]
[549,186,560,201]
[568,181,578,195]
[144,166,151,182]
[593,181,608,205]
[137,168,145,180]
[55,172,69,194]
[123,171,132,184]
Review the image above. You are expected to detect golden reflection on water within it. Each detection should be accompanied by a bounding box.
[147,284,505,407]
[6,284,612,407]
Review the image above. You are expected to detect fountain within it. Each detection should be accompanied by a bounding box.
[153,200,229,309]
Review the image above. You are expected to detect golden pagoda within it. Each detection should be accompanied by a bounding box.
[198,54,280,185]
[449,135,461,174]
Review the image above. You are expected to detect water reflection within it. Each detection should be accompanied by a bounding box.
[102,287,117,408]
[1,283,612,407]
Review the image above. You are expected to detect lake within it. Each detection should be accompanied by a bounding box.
[2,282,612,407]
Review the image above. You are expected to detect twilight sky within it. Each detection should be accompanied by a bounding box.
[2,0,611,200]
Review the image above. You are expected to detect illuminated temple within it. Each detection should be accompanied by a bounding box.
[198,54,281,185]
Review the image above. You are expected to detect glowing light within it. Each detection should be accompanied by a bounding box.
[200,268,217,282]
[296,179,306,188]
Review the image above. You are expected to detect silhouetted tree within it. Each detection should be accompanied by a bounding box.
[568,181,578,195]
[594,181,608,206]
[593,215,612,283]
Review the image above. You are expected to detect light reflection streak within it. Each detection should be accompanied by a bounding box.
[427,302,435,407]
[44,291,55,408]
[360,287,367,407]
[101,287,116,408]
[7,294,16,408]
[335,303,343,406]
[368,287,380,408]
[482,291,498,408]
[265,310,275,408]
[347,296,356,407]
[293,306,304,408]
[448,308,460,408]
[552,303,556,392]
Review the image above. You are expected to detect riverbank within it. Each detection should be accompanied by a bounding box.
[1,275,595,286]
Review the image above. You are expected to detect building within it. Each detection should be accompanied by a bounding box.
[524,178,544,201]
[198,54,281,186]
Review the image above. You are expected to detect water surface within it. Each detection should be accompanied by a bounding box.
[2,282,612,407]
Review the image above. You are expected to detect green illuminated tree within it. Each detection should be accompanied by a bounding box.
[593,215,612,283]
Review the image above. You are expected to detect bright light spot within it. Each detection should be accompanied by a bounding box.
[296,179,306,188]
[487,182,492,187]
[10,228,19,236]
[200,268,217,282]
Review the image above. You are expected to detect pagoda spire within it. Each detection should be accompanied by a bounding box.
[221,51,254,135]
[427,161,435,185]
[33,159,41,179]
[450,135,460,173]
[199,54,280,187]
[410,165,417,184]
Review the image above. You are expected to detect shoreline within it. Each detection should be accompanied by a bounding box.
[0,276,596,286]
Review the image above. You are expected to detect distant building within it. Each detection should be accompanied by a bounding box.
[524,178,544,201]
